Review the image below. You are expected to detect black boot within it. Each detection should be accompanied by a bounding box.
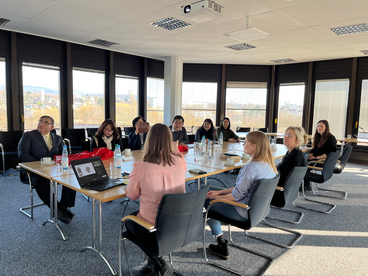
[156,257,173,276]
[138,257,159,276]
[208,235,229,260]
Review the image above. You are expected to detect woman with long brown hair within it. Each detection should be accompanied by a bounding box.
[308,119,337,161]
[204,131,278,260]
[91,119,122,151]
[126,123,187,276]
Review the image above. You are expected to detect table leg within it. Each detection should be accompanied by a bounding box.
[197,178,200,190]
[42,180,67,241]
[81,199,117,275]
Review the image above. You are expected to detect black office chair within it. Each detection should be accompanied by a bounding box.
[253,127,268,133]
[0,130,24,174]
[119,185,210,276]
[293,151,340,214]
[123,127,134,136]
[203,174,280,276]
[62,128,88,154]
[86,128,98,138]
[269,166,308,224]
[236,127,251,132]
[309,144,352,200]
[245,166,308,249]
[117,127,123,138]
[19,170,45,219]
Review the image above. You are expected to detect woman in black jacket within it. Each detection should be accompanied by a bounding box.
[308,119,337,161]
[195,118,217,142]
[216,117,240,142]
[91,119,123,151]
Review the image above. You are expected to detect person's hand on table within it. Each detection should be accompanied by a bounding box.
[308,154,315,161]
[179,142,187,146]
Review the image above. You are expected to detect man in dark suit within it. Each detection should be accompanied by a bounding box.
[18,115,76,224]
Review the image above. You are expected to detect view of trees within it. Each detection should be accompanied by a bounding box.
[116,91,138,127]
[358,80,368,143]
[0,61,6,130]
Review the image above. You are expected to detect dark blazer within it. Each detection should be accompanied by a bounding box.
[311,135,337,157]
[195,128,217,142]
[276,147,308,187]
[169,126,189,144]
[128,131,147,150]
[18,129,63,162]
[91,135,123,151]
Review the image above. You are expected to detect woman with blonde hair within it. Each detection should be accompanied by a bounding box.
[277,126,308,188]
[126,123,187,276]
[204,131,277,260]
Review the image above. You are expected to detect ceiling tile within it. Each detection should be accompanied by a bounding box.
[0,0,54,19]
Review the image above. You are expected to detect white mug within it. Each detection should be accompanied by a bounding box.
[242,153,248,159]
[226,157,235,165]
[123,148,131,155]
[41,157,52,164]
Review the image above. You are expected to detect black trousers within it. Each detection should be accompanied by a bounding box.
[31,173,76,209]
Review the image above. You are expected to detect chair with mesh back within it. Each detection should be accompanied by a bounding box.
[19,170,45,219]
[236,127,251,132]
[119,185,210,276]
[293,151,340,214]
[203,174,280,276]
[0,130,24,174]
[308,144,352,199]
[123,127,134,137]
[62,128,87,154]
[253,127,268,133]
[86,128,98,138]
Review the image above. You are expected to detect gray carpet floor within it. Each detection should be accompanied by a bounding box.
[0,162,367,276]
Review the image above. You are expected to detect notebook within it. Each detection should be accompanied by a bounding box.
[70,156,126,191]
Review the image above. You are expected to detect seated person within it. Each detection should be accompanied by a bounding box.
[216,117,240,142]
[204,131,277,260]
[195,118,217,142]
[128,116,150,150]
[169,115,189,146]
[277,126,308,188]
[305,119,337,190]
[126,123,187,276]
[91,119,123,151]
[18,115,76,224]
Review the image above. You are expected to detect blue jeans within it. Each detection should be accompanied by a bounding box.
[204,199,248,236]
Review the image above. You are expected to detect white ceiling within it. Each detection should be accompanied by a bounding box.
[1,0,368,65]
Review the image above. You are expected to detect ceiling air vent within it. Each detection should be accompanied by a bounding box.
[150,17,192,31]
[88,39,119,47]
[360,50,368,55]
[225,43,256,51]
[0,18,10,26]
[271,58,295,64]
[330,23,368,36]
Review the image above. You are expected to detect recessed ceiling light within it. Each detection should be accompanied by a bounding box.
[331,23,368,36]
[0,18,10,26]
[88,39,119,47]
[150,17,192,31]
[360,50,368,55]
[271,58,295,64]
[225,43,256,51]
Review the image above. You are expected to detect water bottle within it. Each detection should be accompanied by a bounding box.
[114,145,122,168]
[62,145,69,170]
[207,140,212,158]
[219,132,223,147]
[201,136,206,154]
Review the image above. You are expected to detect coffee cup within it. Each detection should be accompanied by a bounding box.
[242,153,249,159]
[226,158,235,165]
[123,148,132,155]
[41,157,52,164]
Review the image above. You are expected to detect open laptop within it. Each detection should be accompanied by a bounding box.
[70,156,126,191]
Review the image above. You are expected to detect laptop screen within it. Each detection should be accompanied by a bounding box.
[70,156,109,185]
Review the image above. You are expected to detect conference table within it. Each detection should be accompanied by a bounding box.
[18,142,310,275]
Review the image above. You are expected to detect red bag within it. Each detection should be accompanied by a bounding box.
[178,145,188,152]
[54,147,114,164]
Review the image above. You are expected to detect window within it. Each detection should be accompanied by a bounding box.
[182,82,217,127]
[147,78,164,125]
[116,75,138,127]
[313,79,349,139]
[22,63,61,132]
[73,68,105,128]
[358,80,368,144]
[277,83,305,133]
[226,82,267,131]
[0,59,6,131]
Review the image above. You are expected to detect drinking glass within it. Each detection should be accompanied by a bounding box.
[55,156,62,166]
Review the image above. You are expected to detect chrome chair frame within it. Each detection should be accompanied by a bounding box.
[0,143,4,175]
[20,172,45,219]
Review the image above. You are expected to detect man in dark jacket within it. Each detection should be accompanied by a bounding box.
[169,115,189,145]
[18,115,76,224]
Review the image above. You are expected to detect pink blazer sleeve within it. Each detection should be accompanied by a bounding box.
[126,162,140,200]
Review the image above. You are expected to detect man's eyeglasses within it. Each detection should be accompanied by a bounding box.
[38,120,52,125]
[283,134,294,138]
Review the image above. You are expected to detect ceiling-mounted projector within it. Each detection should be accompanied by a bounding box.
[181,0,224,23]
